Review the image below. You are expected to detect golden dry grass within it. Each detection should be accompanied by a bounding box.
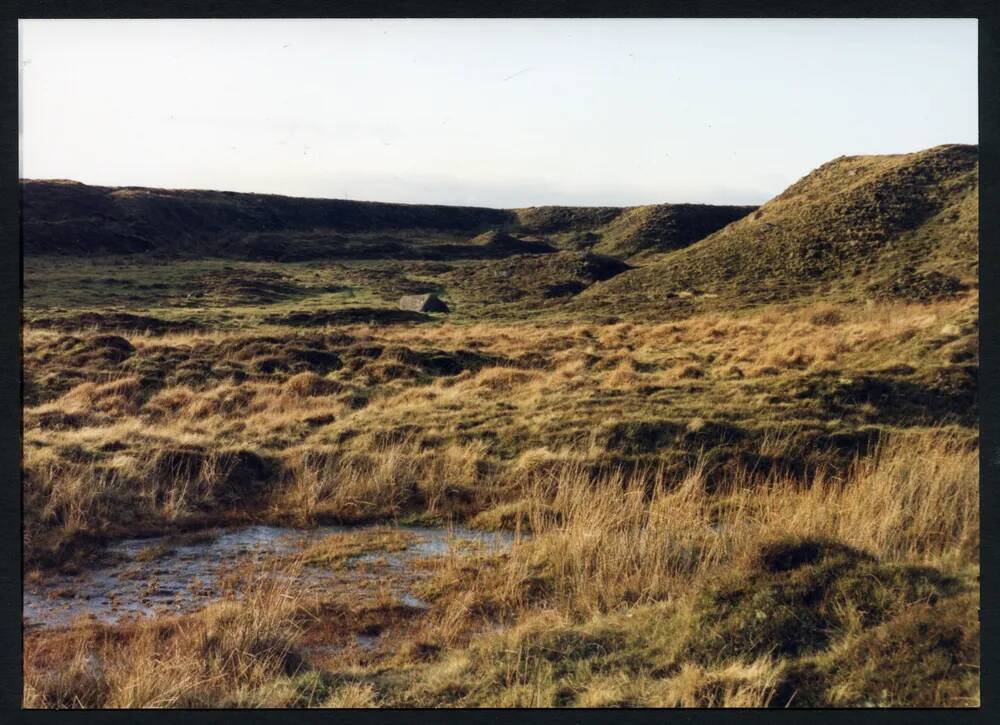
[22,422,979,709]
[23,293,978,563]
[24,571,307,708]
[425,431,977,620]
[22,294,979,708]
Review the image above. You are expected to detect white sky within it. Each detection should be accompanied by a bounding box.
[19,18,978,208]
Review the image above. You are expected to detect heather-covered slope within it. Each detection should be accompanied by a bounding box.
[580,144,978,315]
[21,180,517,257]
[22,180,753,263]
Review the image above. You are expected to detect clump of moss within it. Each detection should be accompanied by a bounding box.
[824,592,979,706]
[772,592,979,707]
[683,536,959,663]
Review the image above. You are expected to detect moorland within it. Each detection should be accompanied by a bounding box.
[21,143,979,707]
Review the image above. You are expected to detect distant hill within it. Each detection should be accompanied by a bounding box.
[513,203,755,259]
[20,179,753,262]
[20,180,517,258]
[579,144,978,315]
[591,203,758,259]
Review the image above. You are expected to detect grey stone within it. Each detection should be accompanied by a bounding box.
[398,293,450,313]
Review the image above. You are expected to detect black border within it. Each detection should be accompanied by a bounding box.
[1,2,997,723]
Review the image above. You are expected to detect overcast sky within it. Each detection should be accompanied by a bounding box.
[19,18,978,208]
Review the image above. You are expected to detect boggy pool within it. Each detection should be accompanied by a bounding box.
[24,523,515,629]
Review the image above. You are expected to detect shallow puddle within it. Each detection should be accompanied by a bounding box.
[23,524,514,629]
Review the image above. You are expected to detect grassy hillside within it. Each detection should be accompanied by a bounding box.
[581,144,978,315]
